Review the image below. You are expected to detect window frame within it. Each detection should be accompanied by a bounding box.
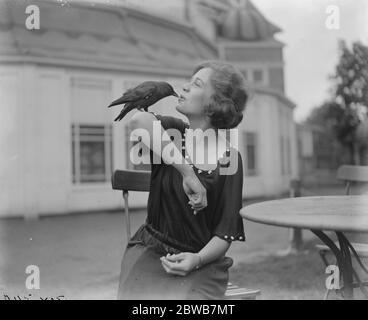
[71,124,113,185]
[243,131,258,176]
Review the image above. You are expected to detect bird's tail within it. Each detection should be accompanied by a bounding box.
[114,104,131,121]
[108,96,128,108]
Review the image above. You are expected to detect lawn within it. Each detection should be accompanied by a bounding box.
[0,185,366,300]
[0,210,329,300]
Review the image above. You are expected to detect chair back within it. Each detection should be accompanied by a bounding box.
[336,165,368,195]
[111,170,151,241]
[112,170,151,192]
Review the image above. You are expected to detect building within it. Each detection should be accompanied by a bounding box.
[0,0,298,218]
[297,118,368,186]
[297,123,341,187]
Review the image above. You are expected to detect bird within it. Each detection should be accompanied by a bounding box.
[108,81,179,121]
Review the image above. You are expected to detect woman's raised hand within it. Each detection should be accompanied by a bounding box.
[182,170,207,214]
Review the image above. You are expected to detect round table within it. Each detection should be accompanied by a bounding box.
[240,196,368,299]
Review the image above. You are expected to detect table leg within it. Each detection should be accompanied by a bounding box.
[312,230,352,299]
[338,232,368,298]
[312,230,368,300]
[335,232,354,299]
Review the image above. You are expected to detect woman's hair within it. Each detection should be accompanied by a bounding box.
[192,60,248,129]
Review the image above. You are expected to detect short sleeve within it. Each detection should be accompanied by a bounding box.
[212,151,246,243]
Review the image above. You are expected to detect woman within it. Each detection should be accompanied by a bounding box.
[117,60,248,300]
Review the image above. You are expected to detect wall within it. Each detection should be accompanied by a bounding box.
[0,63,189,217]
[239,93,295,198]
[0,62,296,217]
[0,65,24,217]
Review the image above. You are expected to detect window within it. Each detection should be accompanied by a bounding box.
[243,132,258,176]
[286,137,291,174]
[253,69,264,84]
[280,135,292,175]
[72,124,113,184]
[279,108,292,176]
[280,136,285,175]
[237,68,266,84]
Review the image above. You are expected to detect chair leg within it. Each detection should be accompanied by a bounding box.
[319,250,330,268]
[122,190,131,242]
[323,289,331,300]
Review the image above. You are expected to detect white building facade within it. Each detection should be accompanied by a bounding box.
[0,0,298,218]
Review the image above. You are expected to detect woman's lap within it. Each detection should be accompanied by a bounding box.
[117,243,233,300]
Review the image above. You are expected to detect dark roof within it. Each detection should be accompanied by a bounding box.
[0,0,217,75]
[199,0,281,41]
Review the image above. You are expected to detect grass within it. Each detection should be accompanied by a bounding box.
[0,210,331,300]
[230,240,326,300]
[0,184,367,300]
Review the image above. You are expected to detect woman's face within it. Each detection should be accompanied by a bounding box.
[176,67,214,118]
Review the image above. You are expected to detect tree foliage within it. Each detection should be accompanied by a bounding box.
[306,41,368,164]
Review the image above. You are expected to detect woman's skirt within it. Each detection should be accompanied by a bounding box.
[117,223,233,300]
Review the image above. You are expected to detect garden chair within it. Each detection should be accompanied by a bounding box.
[316,165,368,299]
[111,169,261,300]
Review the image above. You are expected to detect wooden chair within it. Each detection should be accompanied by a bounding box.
[316,165,368,299]
[111,169,261,300]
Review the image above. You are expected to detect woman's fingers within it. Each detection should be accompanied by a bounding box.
[188,194,207,211]
[189,204,206,213]
[166,253,185,262]
[188,200,203,210]
[161,262,186,276]
[160,258,187,276]
[161,257,182,270]
[182,173,207,211]
[161,260,183,275]
[161,257,187,272]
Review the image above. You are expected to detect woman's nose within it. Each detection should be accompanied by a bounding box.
[182,83,190,92]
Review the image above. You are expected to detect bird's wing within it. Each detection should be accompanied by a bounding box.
[121,82,157,102]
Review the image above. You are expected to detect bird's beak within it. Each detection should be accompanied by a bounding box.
[172,92,179,98]
[108,96,124,108]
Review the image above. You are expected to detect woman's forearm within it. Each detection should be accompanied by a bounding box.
[130,112,207,211]
[197,236,231,267]
[130,111,192,177]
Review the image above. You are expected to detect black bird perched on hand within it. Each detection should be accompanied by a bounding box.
[108,81,179,121]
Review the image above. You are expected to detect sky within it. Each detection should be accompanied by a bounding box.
[121,0,368,122]
[252,0,368,121]
[94,0,368,122]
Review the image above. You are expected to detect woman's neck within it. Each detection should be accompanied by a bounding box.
[188,116,212,132]
[186,116,224,170]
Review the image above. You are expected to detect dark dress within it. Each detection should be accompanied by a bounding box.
[117,114,245,300]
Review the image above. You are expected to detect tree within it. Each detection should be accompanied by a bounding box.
[307,41,368,165]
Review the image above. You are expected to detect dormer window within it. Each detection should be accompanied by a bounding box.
[253,69,264,84]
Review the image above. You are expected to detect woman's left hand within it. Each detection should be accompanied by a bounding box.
[160,252,201,276]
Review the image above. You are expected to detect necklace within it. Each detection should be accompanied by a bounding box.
[181,129,231,175]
